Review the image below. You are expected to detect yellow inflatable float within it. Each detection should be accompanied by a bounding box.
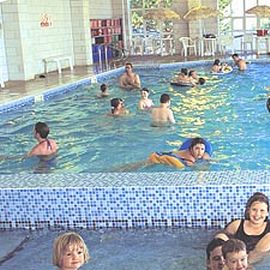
[148,138,213,169]
[149,152,185,169]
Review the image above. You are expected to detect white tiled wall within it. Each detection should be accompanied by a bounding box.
[70,0,92,66]
[89,0,113,19]
[2,0,74,80]
[0,5,8,83]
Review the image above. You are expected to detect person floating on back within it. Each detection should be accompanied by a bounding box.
[27,122,58,159]
[52,232,90,270]
[119,62,141,90]
[232,53,247,71]
[151,93,175,127]
[97,83,109,98]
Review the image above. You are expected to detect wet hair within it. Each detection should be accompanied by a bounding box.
[213,59,221,66]
[232,53,239,58]
[180,68,188,76]
[188,70,195,77]
[266,98,270,112]
[206,238,225,260]
[110,98,123,113]
[140,87,149,93]
[160,93,170,104]
[100,84,107,93]
[198,78,206,85]
[244,192,269,220]
[52,232,90,267]
[222,239,246,259]
[125,62,133,68]
[35,122,49,139]
[188,137,206,150]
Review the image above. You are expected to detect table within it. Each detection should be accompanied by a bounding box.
[255,36,270,55]
[198,37,217,57]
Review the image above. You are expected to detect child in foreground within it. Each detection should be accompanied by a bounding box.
[53,232,90,270]
[222,239,248,270]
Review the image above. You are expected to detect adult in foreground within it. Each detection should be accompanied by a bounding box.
[216,192,270,264]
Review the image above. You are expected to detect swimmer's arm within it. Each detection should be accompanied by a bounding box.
[138,100,144,110]
[119,75,127,88]
[214,220,241,241]
[27,146,38,158]
[202,152,211,161]
[168,110,176,124]
[132,74,141,89]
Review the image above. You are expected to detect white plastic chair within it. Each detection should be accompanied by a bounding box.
[217,35,234,55]
[132,36,144,55]
[144,36,158,55]
[179,37,197,57]
[241,34,254,52]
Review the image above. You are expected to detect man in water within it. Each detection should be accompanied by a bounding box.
[232,53,247,71]
[206,238,225,270]
[27,122,58,159]
[119,62,141,90]
[151,93,175,126]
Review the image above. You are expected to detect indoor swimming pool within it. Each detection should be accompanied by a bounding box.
[0,61,270,174]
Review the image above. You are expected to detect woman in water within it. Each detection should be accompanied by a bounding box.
[215,192,270,264]
[138,87,154,110]
[212,59,222,73]
[108,98,129,116]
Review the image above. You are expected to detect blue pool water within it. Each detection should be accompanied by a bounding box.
[0,62,270,174]
[1,228,270,270]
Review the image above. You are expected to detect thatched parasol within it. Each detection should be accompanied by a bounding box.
[246,5,270,18]
[143,8,181,21]
[183,5,221,21]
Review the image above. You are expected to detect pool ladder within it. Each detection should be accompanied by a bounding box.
[96,44,129,70]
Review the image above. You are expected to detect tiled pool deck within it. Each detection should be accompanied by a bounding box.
[1,54,270,231]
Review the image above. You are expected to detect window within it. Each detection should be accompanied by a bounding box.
[130,0,173,38]
[218,0,270,51]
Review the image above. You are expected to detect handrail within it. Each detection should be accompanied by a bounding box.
[95,43,130,69]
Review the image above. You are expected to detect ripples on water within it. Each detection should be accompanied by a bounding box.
[0,63,269,173]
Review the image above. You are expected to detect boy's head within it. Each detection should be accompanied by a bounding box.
[160,93,170,104]
[206,238,225,270]
[198,77,206,85]
[180,68,188,75]
[100,84,108,93]
[222,239,248,270]
[53,232,90,269]
[232,53,239,61]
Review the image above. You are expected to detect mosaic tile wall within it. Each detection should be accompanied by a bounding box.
[0,171,270,230]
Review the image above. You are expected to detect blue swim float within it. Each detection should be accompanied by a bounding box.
[179,138,213,156]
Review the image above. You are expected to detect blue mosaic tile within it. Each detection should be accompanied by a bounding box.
[0,172,270,230]
[0,96,34,115]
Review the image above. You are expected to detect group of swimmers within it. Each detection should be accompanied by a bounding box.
[26,54,248,165]
[211,54,247,74]
[207,192,270,270]
[50,191,270,270]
